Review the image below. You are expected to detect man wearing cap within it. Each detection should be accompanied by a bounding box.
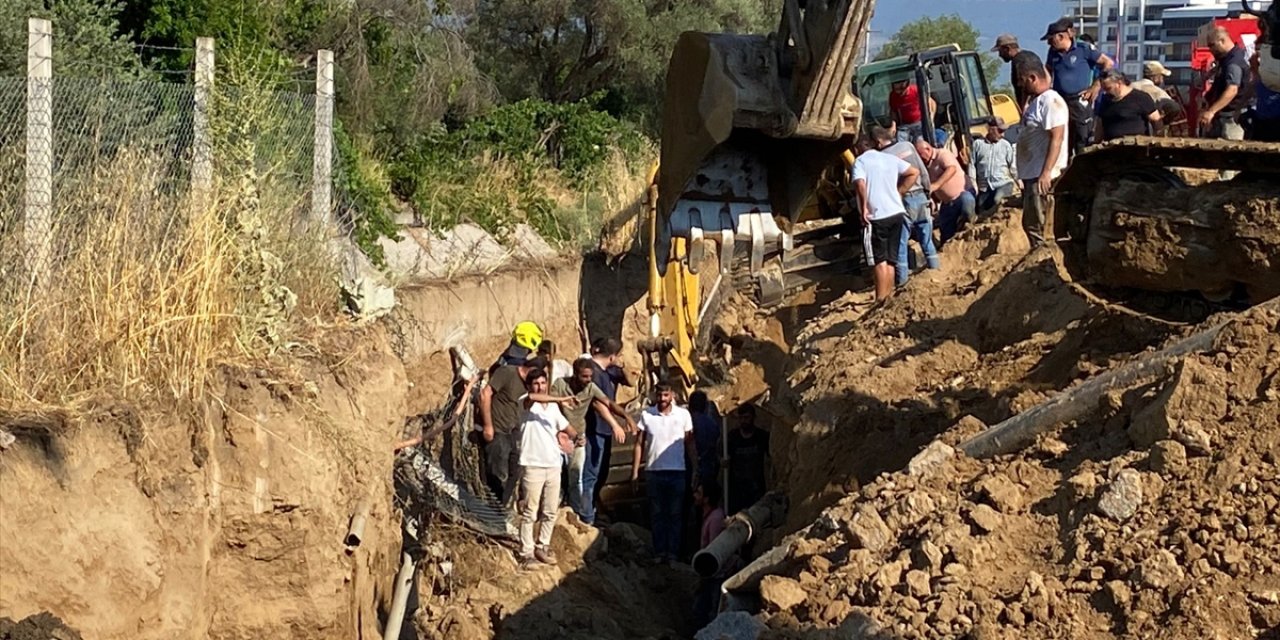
[1043,17,1114,156]
[1132,61,1183,128]
[969,117,1018,217]
[993,35,1042,109]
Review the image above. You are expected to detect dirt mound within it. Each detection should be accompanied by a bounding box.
[414,513,695,639]
[768,212,1180,536]
[0,613,81,640]
[750,304,1280,639]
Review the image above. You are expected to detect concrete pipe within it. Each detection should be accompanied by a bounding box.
[693,492,787,578]
[382,550,417,640]
[344,497,372,552]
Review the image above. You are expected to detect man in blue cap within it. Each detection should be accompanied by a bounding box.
[1043,17,1114,156]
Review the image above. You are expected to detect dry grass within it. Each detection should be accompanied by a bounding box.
[0,150,339,410]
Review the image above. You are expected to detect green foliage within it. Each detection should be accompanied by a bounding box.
[875,13,1003,91]
[0,0,142,77]
[334,122,401,268]
[128,0,330,72]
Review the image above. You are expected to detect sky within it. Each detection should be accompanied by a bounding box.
[869,0,1065,86]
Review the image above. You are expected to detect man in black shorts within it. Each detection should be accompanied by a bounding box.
[852,135,920,300]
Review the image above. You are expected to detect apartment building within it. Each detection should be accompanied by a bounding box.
[1059,0,1270,84]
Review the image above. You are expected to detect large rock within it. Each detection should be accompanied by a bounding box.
[907,441,956,477]
[1135,549,1185,590]
[760,575,807,612]
[1097,469,1144,522]
[976,474,1026,513]
[1128,360,1227,447]
[846,505,894,551]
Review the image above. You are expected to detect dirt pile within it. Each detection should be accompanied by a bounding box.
[0,613,81,640]
[750,304,1280,639]
[413,513,695,639]
[768,212,1181,536]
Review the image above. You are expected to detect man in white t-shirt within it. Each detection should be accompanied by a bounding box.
[631,382,694,564]
[515,368,579,568]
[1011,58,1069,249]
[851,136,920,301]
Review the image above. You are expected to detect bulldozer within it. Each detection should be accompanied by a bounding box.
[638,0,1019,393]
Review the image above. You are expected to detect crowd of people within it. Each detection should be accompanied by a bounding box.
[450,320,769,592]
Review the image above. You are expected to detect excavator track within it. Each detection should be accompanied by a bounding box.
[1053,137,1280,322]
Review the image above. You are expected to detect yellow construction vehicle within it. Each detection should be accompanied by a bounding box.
[638,0,1022,393]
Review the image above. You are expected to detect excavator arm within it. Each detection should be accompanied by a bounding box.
[643,0,877,394]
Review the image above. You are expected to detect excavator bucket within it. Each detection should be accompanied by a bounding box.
[655,0,876,275]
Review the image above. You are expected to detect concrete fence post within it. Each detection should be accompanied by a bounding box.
[312,49,334,227]
[25,17,52,282]
[192,36,215,204]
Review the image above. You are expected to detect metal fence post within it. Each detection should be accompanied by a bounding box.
[193,36,215,204]
[312,49,334,227]
[25,17,52,282]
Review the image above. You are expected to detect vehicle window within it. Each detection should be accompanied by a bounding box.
[857,69,915,128]
[956,54,993,123]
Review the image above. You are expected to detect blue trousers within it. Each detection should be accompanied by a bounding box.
[576,429,611,524]
[937,189,977,247]
[896,192,941,287]
[647,470,686,558]
[977,182,1015,217]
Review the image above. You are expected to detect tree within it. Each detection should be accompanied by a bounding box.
[875,14,1002,92]
[0,0,142,77]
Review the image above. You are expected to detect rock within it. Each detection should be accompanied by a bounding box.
[933,594,961,625]
[905,569,932,598]
[912,539,946,575]
[1148,440,1187,474]
[1067,470,1102,502]
[760,575,807,612]
[1102,580,1131,610]
[890,490,938,529]
[822,598,853,625]
[907,440,957,477]
[695,611,766,640]
[1036,437,1070,458]
[847,505,894,552]
[872,560,908,596]
[1097,469,1144,522]
[976,474,1025,513]
[967,504,1003,534]
[1173,420,1212,456]
[1135,549,1185,590]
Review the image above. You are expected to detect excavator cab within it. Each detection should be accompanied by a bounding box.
[855,45,1021,162]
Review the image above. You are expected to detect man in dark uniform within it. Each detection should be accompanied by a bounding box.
[1043,17,1114,155]
[1201,26,1253,141]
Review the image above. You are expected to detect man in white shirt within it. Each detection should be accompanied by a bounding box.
[631,382,695,564]
[1011,59,1069,249]
[851,136,921,301]
[515,368,579,568]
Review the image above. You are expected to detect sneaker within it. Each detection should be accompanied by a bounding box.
[518,554,541,570]
[534,547,558,566]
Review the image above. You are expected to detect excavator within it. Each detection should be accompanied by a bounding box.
[638,0,1015,394]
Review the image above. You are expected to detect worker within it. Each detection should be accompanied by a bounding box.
[914,135,975,248]
[479,354,547,508]
[552,357,635,513]
[1012,57,1069,249]
[1133,61,1184,126]
[691,478,730,628]
[852,134,920,301]
[493,321,544,370]
[889,78,937,143]
[725,405,769,515]
[575,337,629,527]
[876,124,939,288]
[1095,70,1162,142]
[630,382,695,565]
[969,117,1018,218]
[1043,17,1114,155]
[993,35,1042,108]
[513,367,579,569]
[1201,27,1254,141]
[688,390,721,488]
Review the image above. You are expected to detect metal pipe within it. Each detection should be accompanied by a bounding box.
[382,550,417,640]
[693,492,788,578]
[344,497,372,551]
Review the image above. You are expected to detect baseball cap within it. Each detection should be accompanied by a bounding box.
[988,116,1009,131]
[991,34,1019,51]
[1041,18,1074,41]
[1144,61,1172,78]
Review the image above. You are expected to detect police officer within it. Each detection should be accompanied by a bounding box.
[1042,17,1114,155]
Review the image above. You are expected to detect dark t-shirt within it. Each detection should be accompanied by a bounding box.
[488,365,526,434]
[585,360,618,436]
[727,428,769,487]
[1098,89,1156,141]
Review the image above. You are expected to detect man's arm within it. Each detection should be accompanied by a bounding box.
[1201,84,1240,130]
[523,392,577,409]
[605,399,638,433]
[1083,53,1115,100]
[592,399,628,443]
[479,383,496,442]
[855,179,871,224]
[1038,124,1066,194]
[631,430,645,482]
[927,162,956,198]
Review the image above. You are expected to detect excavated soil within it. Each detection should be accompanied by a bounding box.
[1086,179,1280,301]
[749,304,1280,639]
[0,613,81,640]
